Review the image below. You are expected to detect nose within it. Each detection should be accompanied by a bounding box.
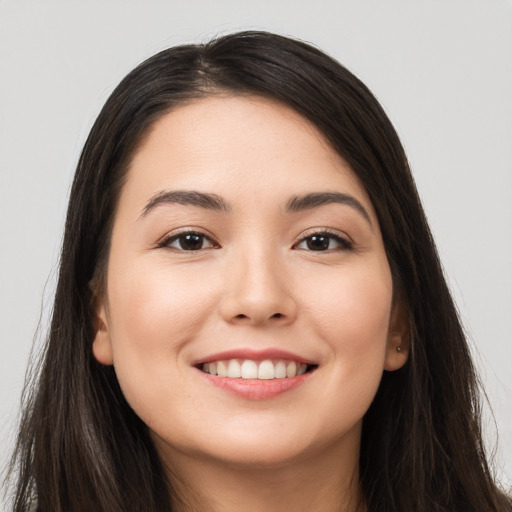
[219,249,298,327]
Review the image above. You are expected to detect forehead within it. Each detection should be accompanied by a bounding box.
[121,95,374,217]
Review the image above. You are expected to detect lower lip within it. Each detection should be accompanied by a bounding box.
[198,370,313,400]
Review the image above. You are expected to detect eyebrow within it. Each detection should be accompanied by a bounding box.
[285,192,372,226]
[140,190,231,218]
[140,189,372,226]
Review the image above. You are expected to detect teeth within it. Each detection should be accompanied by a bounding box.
[258,360,275,380]
[286,361,297,378]
[200,358,310,379]
[275,361,287,378]
[217,361,227,377]
[227,360,241,378]
[296,364,307,376]
[241,360,258,379]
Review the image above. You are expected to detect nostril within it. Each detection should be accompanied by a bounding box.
[229,311,288,323]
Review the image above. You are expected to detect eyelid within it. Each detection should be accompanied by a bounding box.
[293,228,354,250]
[155,227,220,250]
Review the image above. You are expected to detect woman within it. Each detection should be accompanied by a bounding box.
[8,31,511,511]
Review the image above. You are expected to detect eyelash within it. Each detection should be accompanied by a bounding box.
[293,229,353,252]
[157,229,353,253]
[157,229,219,252]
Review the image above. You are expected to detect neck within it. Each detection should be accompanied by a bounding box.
[157,432,365,512]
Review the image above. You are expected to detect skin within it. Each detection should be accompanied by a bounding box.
[93,95,408,512]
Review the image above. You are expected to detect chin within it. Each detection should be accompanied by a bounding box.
[219,439,310,468]
[159,419,359,472]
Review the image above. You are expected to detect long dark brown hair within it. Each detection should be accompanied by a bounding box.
[7,31,511,511]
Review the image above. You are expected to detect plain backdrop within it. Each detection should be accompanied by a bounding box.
[1,0,511,506]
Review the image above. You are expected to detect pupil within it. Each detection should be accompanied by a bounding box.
[307,236,329,251]
[180,234,203,250]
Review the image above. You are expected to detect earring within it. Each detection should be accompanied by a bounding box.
[396,346,402,353]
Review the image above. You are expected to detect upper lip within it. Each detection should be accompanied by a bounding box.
[192,348,317,366]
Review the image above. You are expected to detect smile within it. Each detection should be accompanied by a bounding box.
[199,359,314,379]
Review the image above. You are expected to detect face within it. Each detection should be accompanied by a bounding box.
[93,95,407,470]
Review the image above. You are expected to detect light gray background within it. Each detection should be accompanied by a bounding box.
[1,0,511,506]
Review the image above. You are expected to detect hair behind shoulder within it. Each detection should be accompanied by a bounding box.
[7,31,512,512]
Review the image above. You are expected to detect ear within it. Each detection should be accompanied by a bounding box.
[384,299,410,371]
[92,297,114,366]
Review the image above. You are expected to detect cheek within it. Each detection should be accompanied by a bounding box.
[303,263,393,433]
[109,258,220,336]
[104,261,219,413]
[305,260,393,371]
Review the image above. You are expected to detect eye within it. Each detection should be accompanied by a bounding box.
[160,231,218,251]
[294,231,353,252]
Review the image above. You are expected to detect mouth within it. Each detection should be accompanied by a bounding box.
[196,358,318,380]
[192,349,319,399]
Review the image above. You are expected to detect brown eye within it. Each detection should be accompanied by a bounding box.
[164,232,216,251]
[305,235,330,251]
[295,233,352,251]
